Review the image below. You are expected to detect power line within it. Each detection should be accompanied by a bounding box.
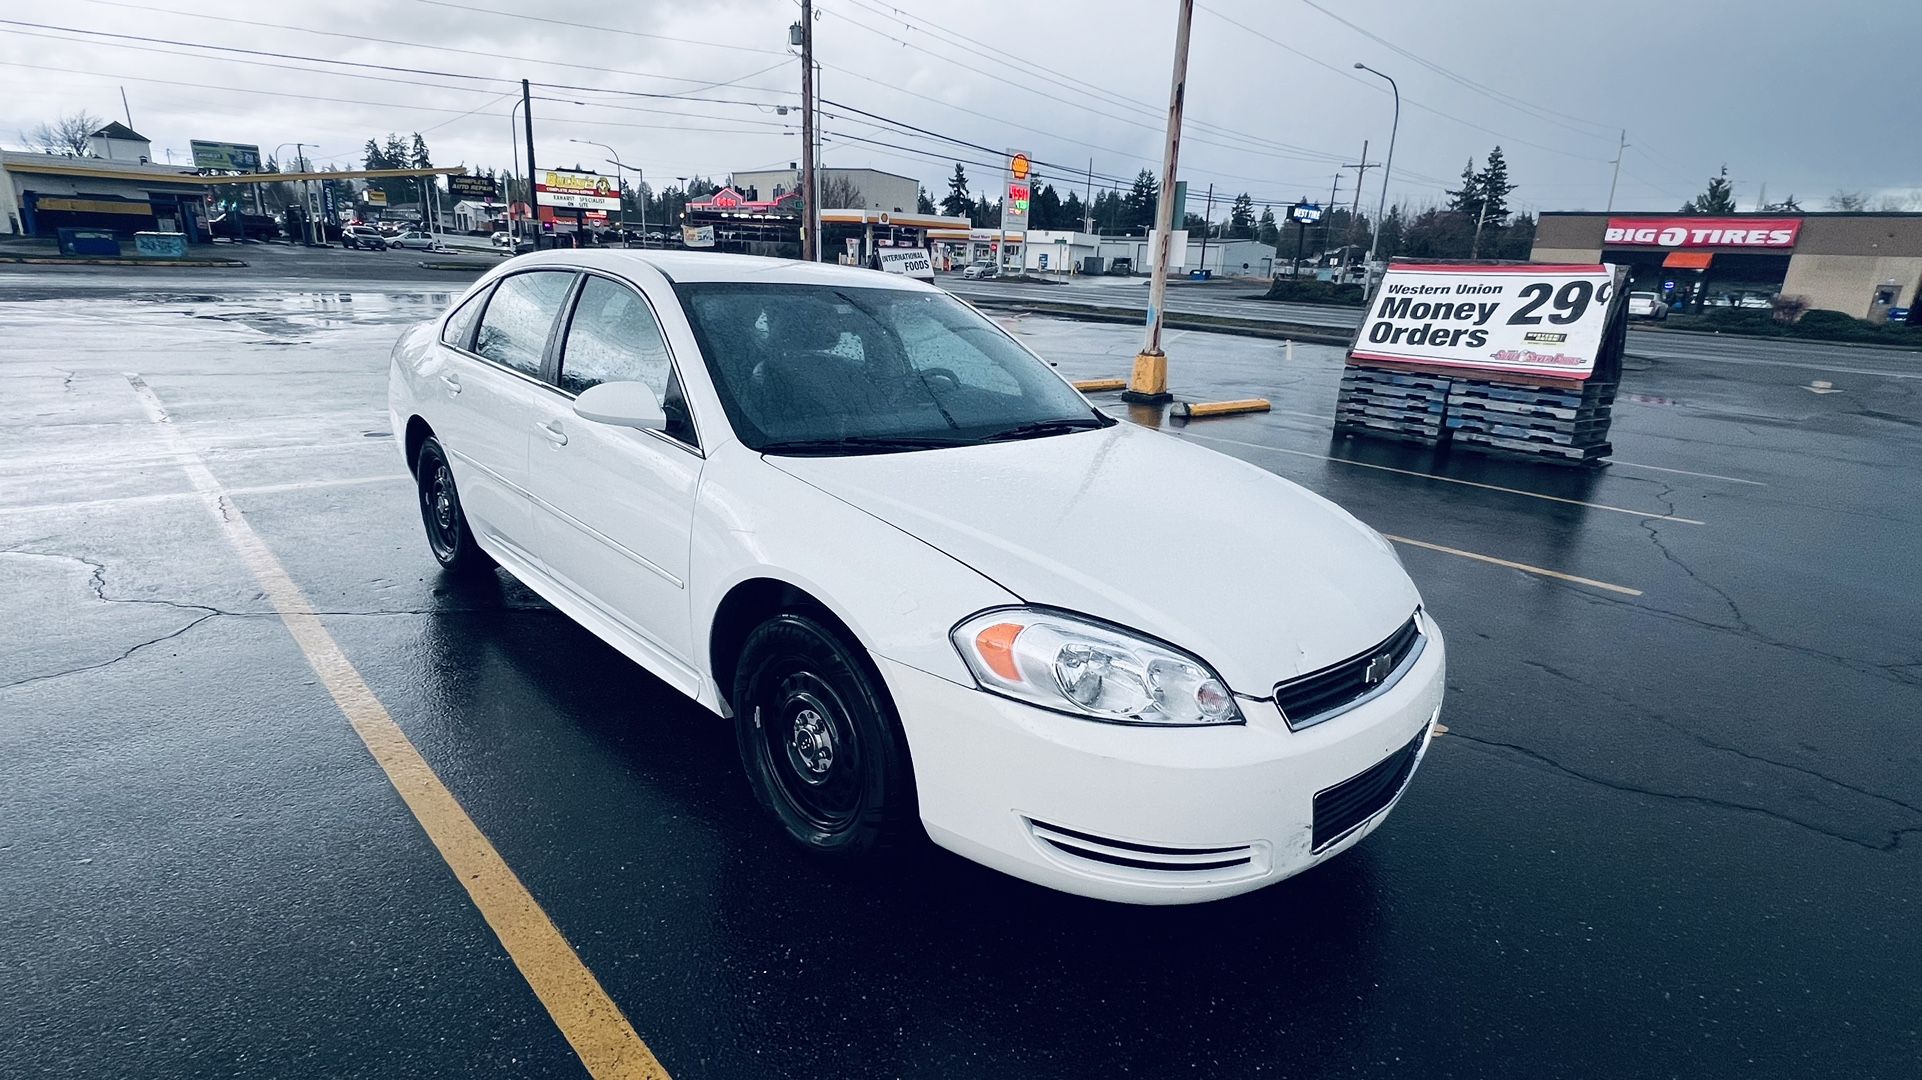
[1294,0,1618,139]
[411,0,791,56]
[823,0,1340,166]
[66,0,794,97]
[1198,4,1610,165]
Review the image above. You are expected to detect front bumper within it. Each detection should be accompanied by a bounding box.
[882,619,1445,904]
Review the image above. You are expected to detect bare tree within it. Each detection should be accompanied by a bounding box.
[820,174,865,210]
[22,111,104,156]
[1826,190,1870,211]
[1874,192,1921,212]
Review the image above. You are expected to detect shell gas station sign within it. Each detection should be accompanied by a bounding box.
[1001,152,1031,234]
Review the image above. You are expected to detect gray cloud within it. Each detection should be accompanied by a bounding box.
[2,0,1912,214]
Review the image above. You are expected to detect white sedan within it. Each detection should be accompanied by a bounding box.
[388,250,1444,904]
[386,230,439,250]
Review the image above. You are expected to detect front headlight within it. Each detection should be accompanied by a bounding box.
[950,608,1243,726]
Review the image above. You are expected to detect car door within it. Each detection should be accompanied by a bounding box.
[527,271,704,667]
[435,268,577,567]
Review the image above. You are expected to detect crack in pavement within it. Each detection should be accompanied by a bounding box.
[0,611,222,690]
[1517,657,1922,816]
[1445,730,1919,853]
[0,548,552,689]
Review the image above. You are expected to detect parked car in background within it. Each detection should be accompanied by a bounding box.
[962,260,998,279]
[490,231,513,248]
[341,225,389,251]
[210,213,280,241]
[1737,294,1772,309]
[386,230,438,250]
[388,250,1444,905]
[1626,291,1668,321]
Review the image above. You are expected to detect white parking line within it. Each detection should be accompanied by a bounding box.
[0,473,408,518]
[1382,534,1642,596]
[1605,460,1766,486]
[1178,431,1707,525]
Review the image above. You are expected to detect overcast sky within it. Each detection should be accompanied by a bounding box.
[2,0,1914,216]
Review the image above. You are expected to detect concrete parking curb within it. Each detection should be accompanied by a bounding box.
[417,260,498,272]
[965,295,1358,345]
[0,255,248,268]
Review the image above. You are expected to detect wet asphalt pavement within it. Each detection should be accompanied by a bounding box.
[1,257,1918,1079]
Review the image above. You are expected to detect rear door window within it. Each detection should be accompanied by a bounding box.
[474,270,576,377]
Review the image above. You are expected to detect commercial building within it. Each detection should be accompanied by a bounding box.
[1,124,212,239]
[727,166,919,216]
[1532,211,1922,319]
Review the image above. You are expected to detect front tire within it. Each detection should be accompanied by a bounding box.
[414,436,495,577]
[733,613,915,857]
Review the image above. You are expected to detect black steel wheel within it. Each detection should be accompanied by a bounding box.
[414,436,494,576]
[734,613,914,856]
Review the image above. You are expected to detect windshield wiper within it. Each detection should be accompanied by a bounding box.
[759,434,969,456]
[978,417,1106,442]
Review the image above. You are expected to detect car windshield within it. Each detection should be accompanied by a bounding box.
[675,282,1107,454]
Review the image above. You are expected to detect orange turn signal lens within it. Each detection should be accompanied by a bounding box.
[974,622,1025,682]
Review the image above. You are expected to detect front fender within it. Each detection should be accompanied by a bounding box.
[689,442,1019,697]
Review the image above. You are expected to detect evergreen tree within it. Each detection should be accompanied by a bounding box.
[1446,158,1482,218]
[1229,192,1256,238]
[1256,206,1279,245]
[972,195,1001,228]
[940,163,972,218]
[916,187,936,214]
[409,133,432,169]
[1123,169,1160,232]
[1476,146,1513,226]
[361,139,386,170]
[1031,183,1064,230]
[1683,165,1738,213]
[1062,190,1085,231]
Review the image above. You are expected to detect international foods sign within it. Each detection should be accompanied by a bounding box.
[1349,262,1620,380]
[536,170,620,211]
[1604,217,1800,249]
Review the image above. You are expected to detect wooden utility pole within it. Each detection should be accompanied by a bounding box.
[1605,129,1626,213]
[1125,0,1195,405]
[799,0,817,261]
[521,79,540,248]
[1341,141,1375,280]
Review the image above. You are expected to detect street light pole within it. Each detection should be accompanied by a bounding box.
[1355,62,1399,295]
[1125,0,1194,406]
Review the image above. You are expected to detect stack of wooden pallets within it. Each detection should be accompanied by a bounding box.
[1334,363,1618,466]
[1332,367,1451,444]
[1443,378,1617,464]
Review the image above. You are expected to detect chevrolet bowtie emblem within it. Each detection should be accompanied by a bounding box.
[1363,653,1395,686]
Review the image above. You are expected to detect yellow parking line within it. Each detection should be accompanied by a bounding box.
[1179,432,1707,525]
[124,374,669,1080]
[1382,533,1643,596]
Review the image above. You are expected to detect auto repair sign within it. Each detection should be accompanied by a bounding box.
[1351,263,1618,380]
[1604,217,1800,248]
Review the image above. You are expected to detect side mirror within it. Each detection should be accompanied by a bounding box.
[572,380,666,431]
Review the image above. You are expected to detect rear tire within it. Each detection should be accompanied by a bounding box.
[414,436,495,577]
[733,613,915,857]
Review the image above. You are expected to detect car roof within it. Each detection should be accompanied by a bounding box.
[500,248,941,291]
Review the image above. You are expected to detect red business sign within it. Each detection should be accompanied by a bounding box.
[1604,217,1800,249]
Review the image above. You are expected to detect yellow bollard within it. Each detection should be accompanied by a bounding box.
[1072,378,1129,392]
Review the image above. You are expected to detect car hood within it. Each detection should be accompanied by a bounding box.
[768,422,1420,694]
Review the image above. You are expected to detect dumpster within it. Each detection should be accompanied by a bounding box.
[57,228,121,257]
[133,232,189,258]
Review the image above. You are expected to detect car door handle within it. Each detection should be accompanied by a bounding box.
[536,420,568,446]
[439,373,461,394]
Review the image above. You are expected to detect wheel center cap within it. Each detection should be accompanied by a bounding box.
[786,707,835,781]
